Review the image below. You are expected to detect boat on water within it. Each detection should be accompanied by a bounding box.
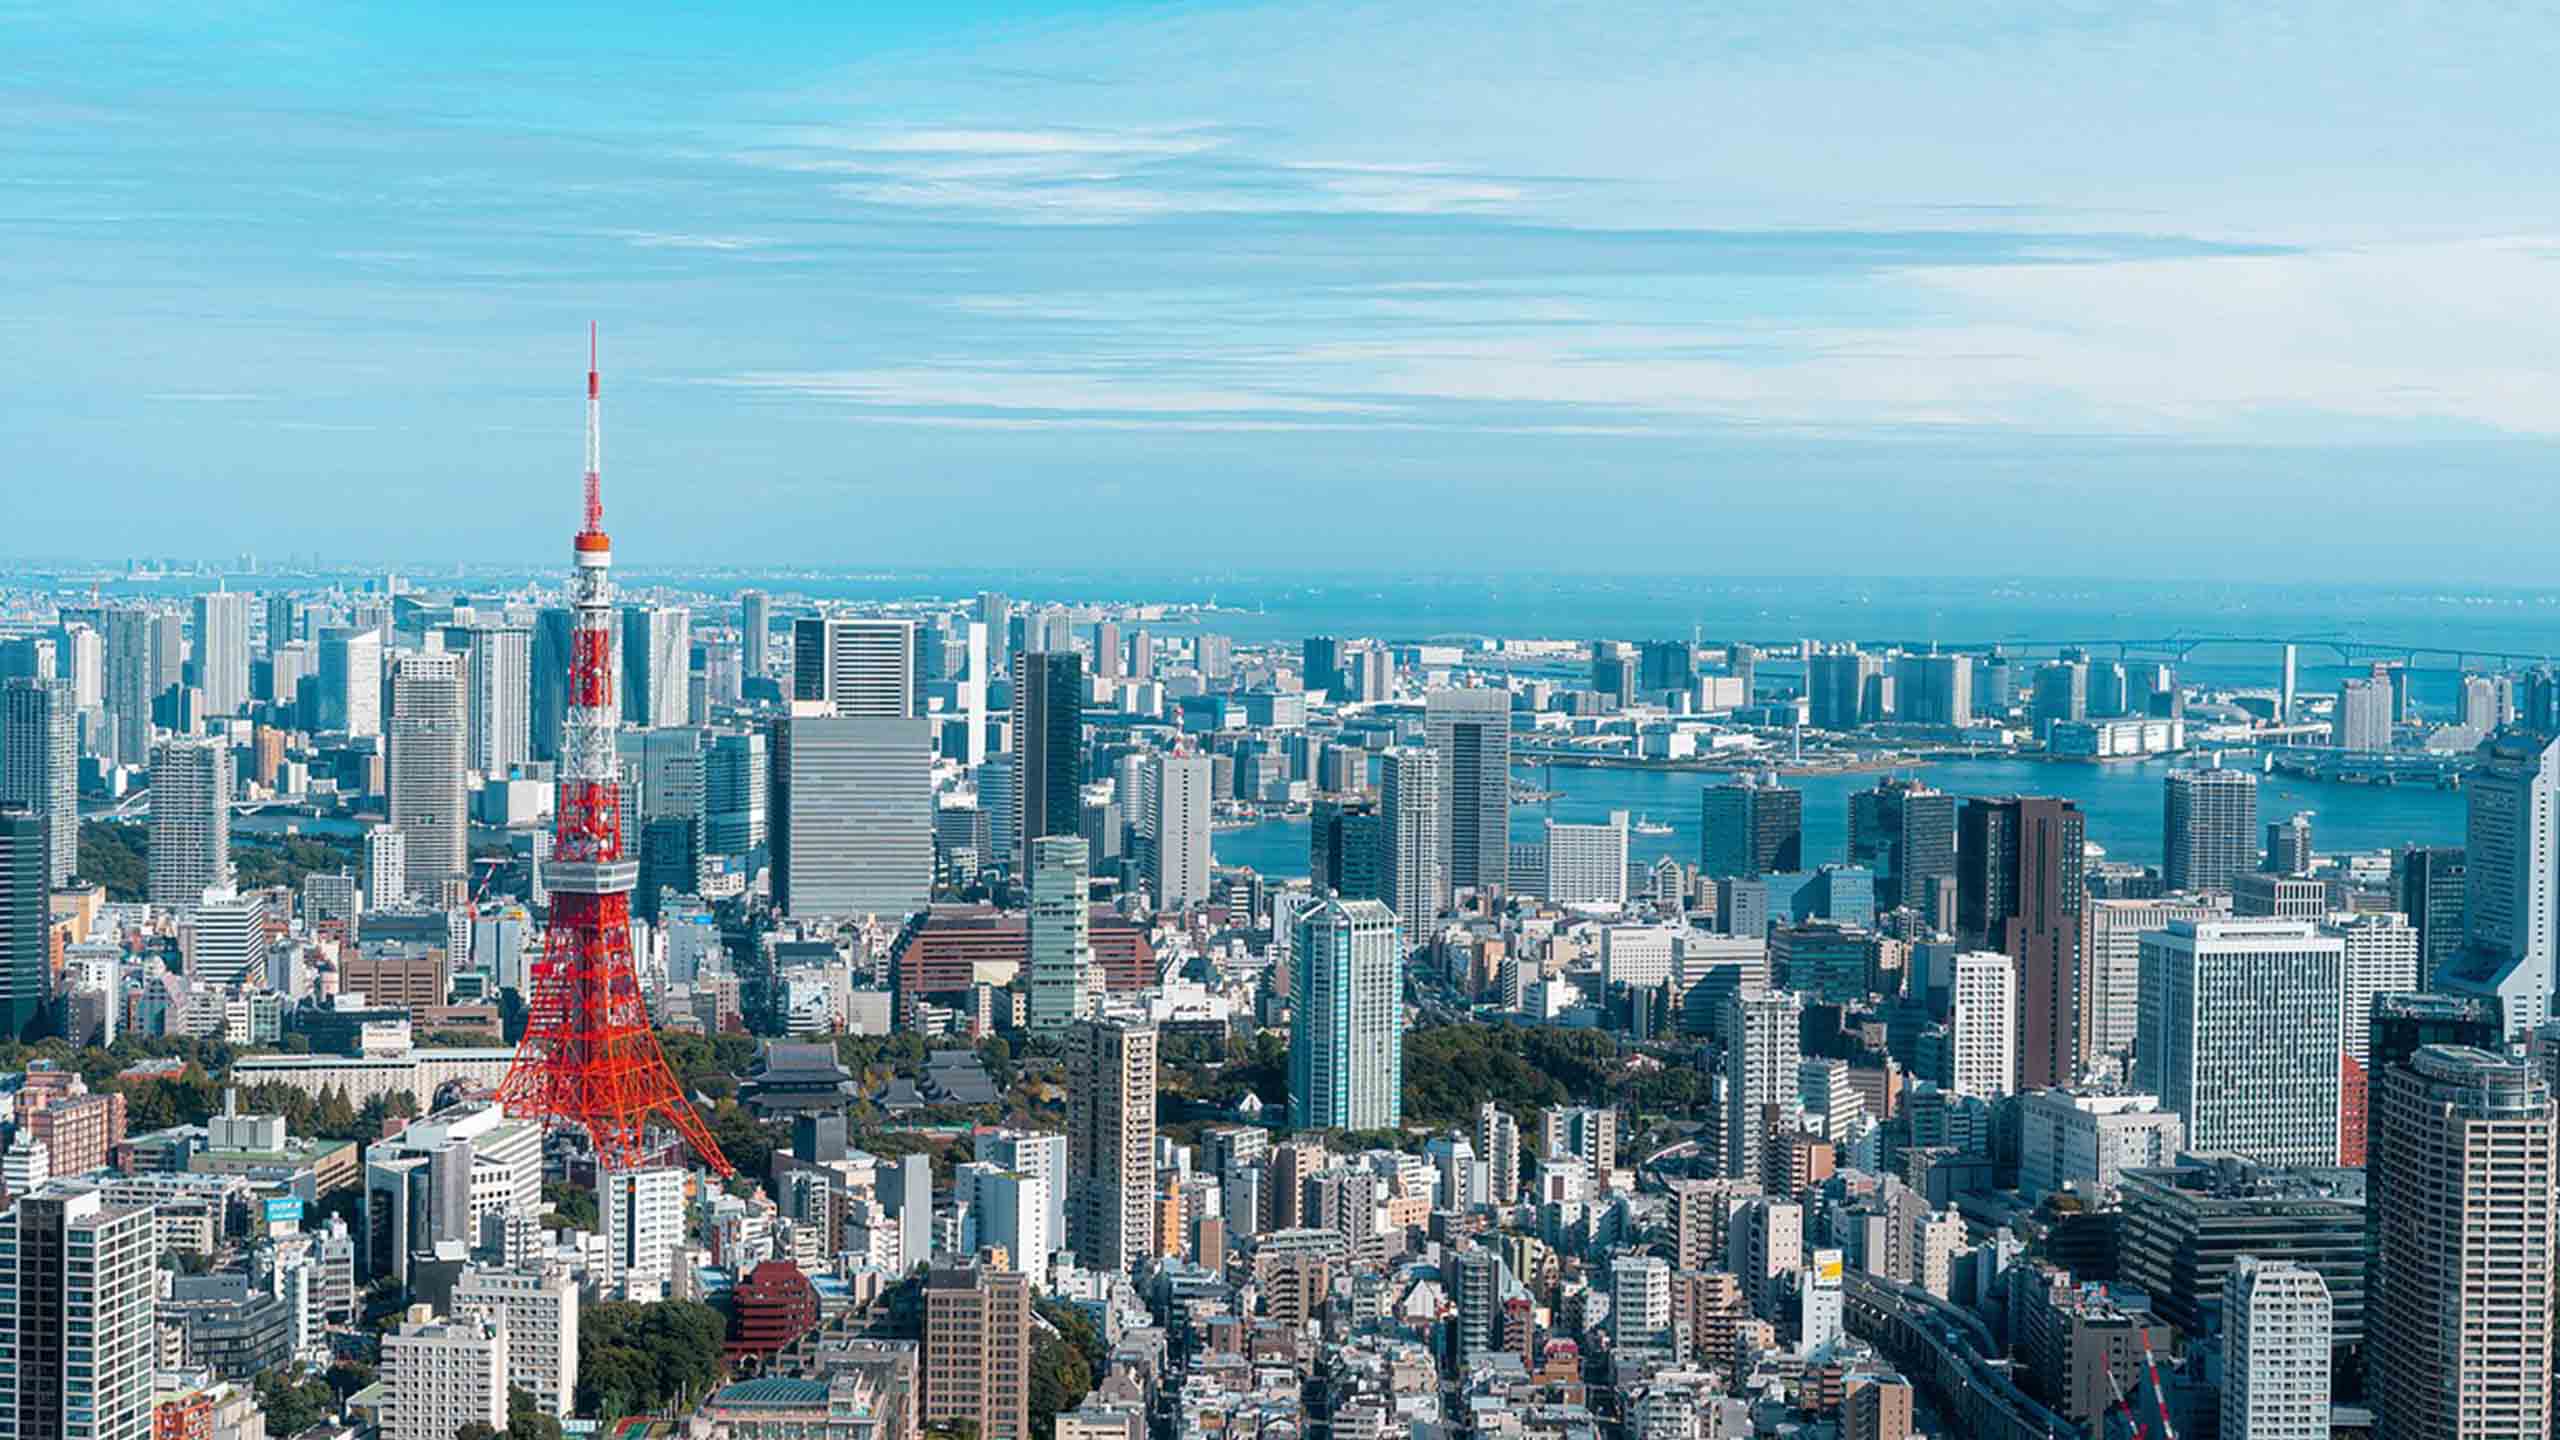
[1630,814,1674,836]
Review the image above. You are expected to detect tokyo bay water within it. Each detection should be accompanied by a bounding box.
[1212,754,2466,881]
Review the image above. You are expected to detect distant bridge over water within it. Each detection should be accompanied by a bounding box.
[1741,632,2560,672]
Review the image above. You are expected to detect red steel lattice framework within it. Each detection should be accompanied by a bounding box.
[497,328,732,1176]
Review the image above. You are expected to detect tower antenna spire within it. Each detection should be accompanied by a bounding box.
[500,327,730,1179]
[583,322,603,535]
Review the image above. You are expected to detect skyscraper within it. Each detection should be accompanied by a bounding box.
[1722,989,1801,1182]
[1066,1017,1156,1276]
[2221,1257,2333,1440]
[2136,919,2344,1166]
[738,590,771,678]
[2371,1045,2555,1440]
[2442,730,2560,1036]
[2396,845,2468,986]
[923,1264,1031,1440]
[366,824,408,908]
[387,652,467,896]
[317,624,382,738]
[1807,649,1884,729]
[191,591,251,719]
[0,1182,158,1440]
[1309,794,1382,900]
[620,604,691,729]
[187,887,270,991]
[1302,636,1343,699]
[0,810,45,1042]
[2163,767,2259,894]
[263,592,297,655]
[2264,810,2314,875]
[2334,676,2392,751]
[2361,992,2504,1355]
[769,714,933,920]
[1289,897,1403,1132]
[1890,651,1972,727]
[148,737,230,913]
[2029,659,2088,738]
[1013,650,1083,877]
[2323,912,2420,1065]
[462,625,532,778]
[1027,834,1094,1034]
[2,678,76,886]
[791,616,921,718]
[1425,687,1511,894]
[1957,796,2085,1090]
[704,728,768,856]
[1946,950,2017,1099]
[1846,776,1953,913]
[1378,746,1447,944]
[1136,750,1211,909]
[1701,773,1802,880]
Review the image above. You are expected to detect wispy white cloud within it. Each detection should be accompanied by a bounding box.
[624,232,776,251]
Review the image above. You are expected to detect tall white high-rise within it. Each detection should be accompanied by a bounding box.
[2081,895,2227,1070]
[738,590,772,678]
[186,887,269,992]
[319,624,383,739]
[1379,746,1447,945]
[1289,897,1404,1131]
[964,620,989,768]
[2372,1045,2556,1440]
[0,1181,159,1440]
[1722,989,1802,1181]
[1609,1254,1674,1352]
[1947,950,2018,1099]
[1425,687,1512,894]
[620,604,692,729]
[148,737,230,913]
[365,825,408,909]
[192,591,251,719]
[2335,675,2393,750]
[977,1130,1068,1264]
[791,616,920,718]
[463,626,532,778]
[2163,767,2259,895]
[1027,834,1095,1033]
[971,1169,1054,1286]
[1066,1018,1156,1276]
[769,715,933,920]
[2221,1256,2333,1440]
[2324,911,2420,1064]
[1139,750,1211,909]
[2443,730,2560,1036]
[382,1310,507,1440]
[2,678,76,886]
[1543,813,1630,906]
[387,652,467,895]
[2137,919,2344,1166]
[601,1167,686,1300]
[452,1265,580,1418]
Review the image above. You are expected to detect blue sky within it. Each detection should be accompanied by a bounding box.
[6,1,2559,576]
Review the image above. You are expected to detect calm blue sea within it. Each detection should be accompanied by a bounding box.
[1211,755,2464,881]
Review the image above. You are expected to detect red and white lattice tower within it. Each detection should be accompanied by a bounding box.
[497,328,732,1176]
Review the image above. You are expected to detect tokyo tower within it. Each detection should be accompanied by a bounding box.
[497,328,733,1177]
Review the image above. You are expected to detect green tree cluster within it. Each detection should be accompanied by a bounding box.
[576,1299,727,1420]
[78,821,148,902]
[1398,1025,1620,1124]
[233,832,362,892]
[1030,1298,1104,1440]
[541,1180,598,1232]
[254,1368,340,1435]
